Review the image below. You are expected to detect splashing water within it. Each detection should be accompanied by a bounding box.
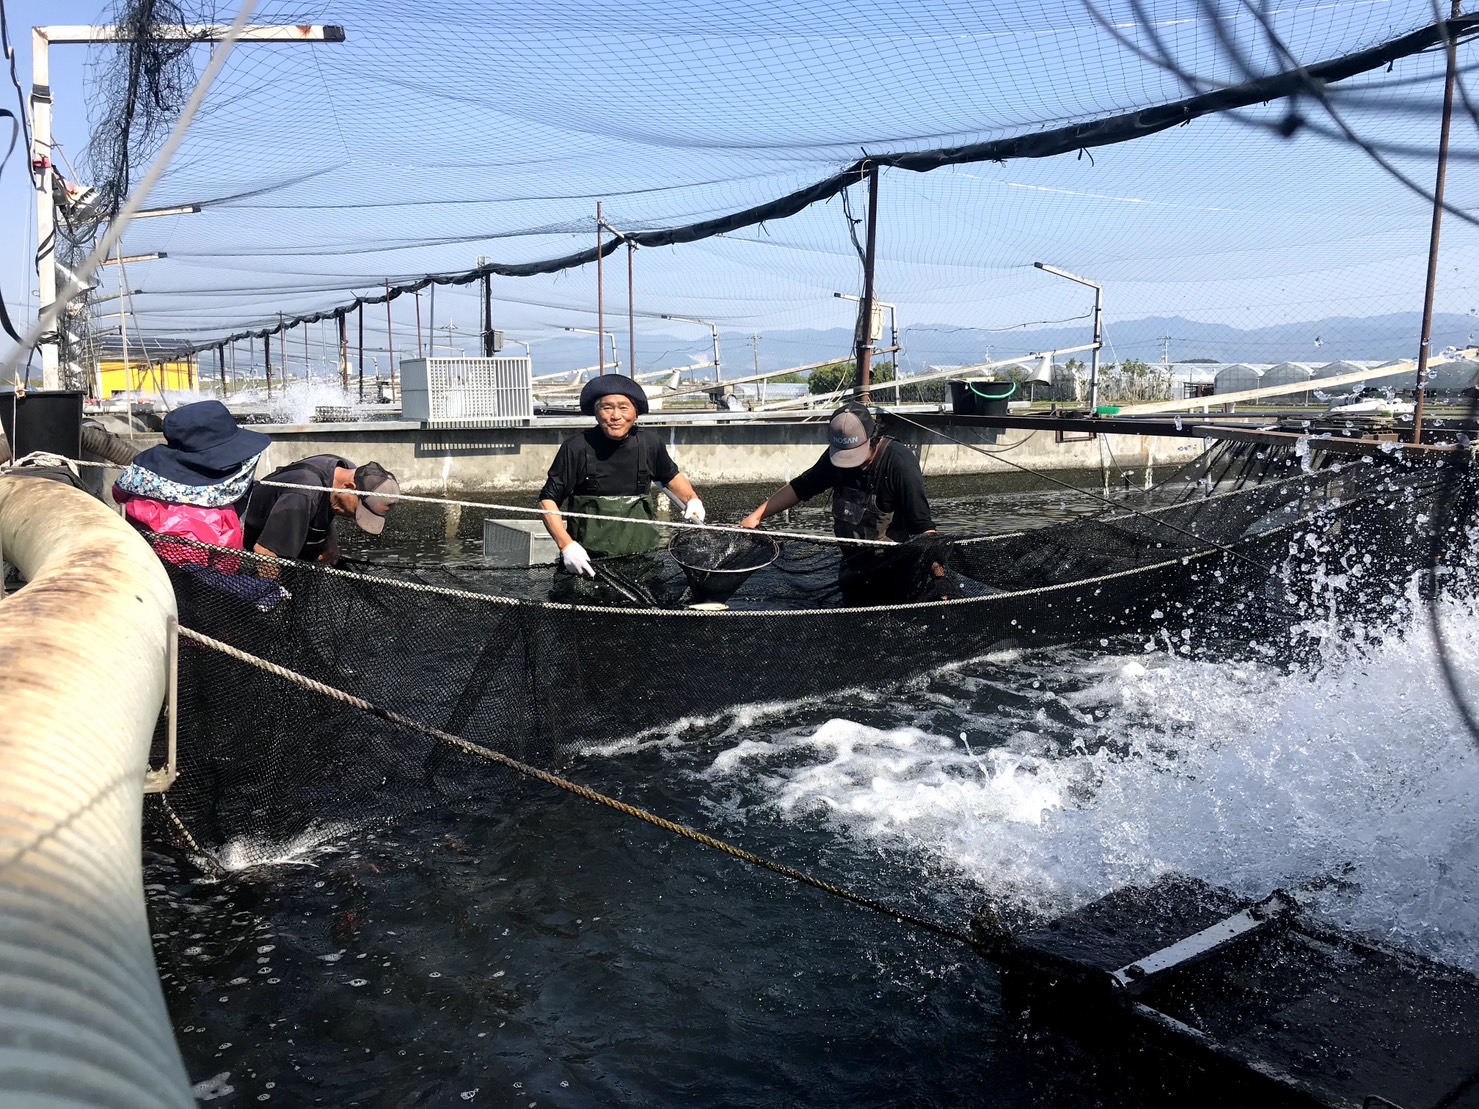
[701,589,1479,971]
[224,380,376,425]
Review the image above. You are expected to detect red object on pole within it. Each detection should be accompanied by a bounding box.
[855,163,881,405]
[628,241,636,377]
[1413,0,1462,445]
[597,201,605,372]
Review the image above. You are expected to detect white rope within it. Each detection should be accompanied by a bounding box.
[3,450,80,476]
[57,455,896,548]
[134,528,1230,618]
[253,478,900,548]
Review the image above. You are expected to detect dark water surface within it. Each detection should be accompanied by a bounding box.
[149,663,1149,1109]
[152,465,1467,1109]
[146,477,1145,1107]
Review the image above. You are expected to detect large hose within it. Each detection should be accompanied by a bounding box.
[82,423,141,467]
[0,475,192,1107]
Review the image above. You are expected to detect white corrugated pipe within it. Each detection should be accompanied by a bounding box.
[0,474,193,1107]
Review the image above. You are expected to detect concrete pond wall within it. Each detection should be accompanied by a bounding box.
[214,414,1207,496]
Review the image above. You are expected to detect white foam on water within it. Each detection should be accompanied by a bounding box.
[705,592,1479,971]
[225,380,370,425]
[215,823,357,873]
[192,1072,235,1101]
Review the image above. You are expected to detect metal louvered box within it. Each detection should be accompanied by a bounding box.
[400,357,533,426]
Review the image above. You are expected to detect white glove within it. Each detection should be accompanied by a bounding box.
[683,497,706,525]
[561,541,596,578]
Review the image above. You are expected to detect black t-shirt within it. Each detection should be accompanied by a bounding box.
[539,427,681,504]
[242,454,348,560]
[789,440,935,542]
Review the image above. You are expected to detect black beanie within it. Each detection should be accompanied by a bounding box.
[579,373,649,416]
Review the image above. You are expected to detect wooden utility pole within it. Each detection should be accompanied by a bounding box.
[855,164,880,404]
[1413,0,1463,445]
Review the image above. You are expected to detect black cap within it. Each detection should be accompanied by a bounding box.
[579,374,649,416]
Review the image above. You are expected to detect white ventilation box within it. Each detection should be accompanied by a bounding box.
[400,357,533,426]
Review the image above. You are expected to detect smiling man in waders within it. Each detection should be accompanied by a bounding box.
[539,373,705,604]
[740,402,950,604]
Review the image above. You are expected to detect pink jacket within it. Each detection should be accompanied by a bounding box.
[115,492,245,573]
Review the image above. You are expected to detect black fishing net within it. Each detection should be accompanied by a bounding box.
[147,441,1465,865]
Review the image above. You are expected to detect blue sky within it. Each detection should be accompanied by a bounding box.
[2,0,1477,376]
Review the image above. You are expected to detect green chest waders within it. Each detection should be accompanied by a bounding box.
[567,493,661,558]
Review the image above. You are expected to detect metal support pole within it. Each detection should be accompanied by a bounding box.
[1034,262,1104,411]
[357,303,365,402]
[1090,285,1103,413]
[481,272,493,357]
[427,283,436,359]
[627,241,636,377]
[118,251,131,400]
[31,30,59,387]
[596,201,605,372]
[384,281,395,397]
[1414,0,1463,445]
[855,163,880,405]
[218,343,226,397]
[414,290,423,358]
[263,334,272,399]
[337,311,348,391]
[303,323,310,382]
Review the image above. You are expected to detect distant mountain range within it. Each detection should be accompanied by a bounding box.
[526,312,1479,378]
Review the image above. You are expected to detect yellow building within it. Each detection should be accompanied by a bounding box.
[97,359,197,398]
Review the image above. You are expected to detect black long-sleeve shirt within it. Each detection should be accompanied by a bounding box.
[539,428,680,504]
[789,442,935,543]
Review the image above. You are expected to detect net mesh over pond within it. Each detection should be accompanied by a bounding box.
[147,441,1467,866]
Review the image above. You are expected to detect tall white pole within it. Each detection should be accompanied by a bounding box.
[31,29,58,387]
[1090,285,1103,412]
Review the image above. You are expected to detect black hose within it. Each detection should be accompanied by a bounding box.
[81,424,139,466]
